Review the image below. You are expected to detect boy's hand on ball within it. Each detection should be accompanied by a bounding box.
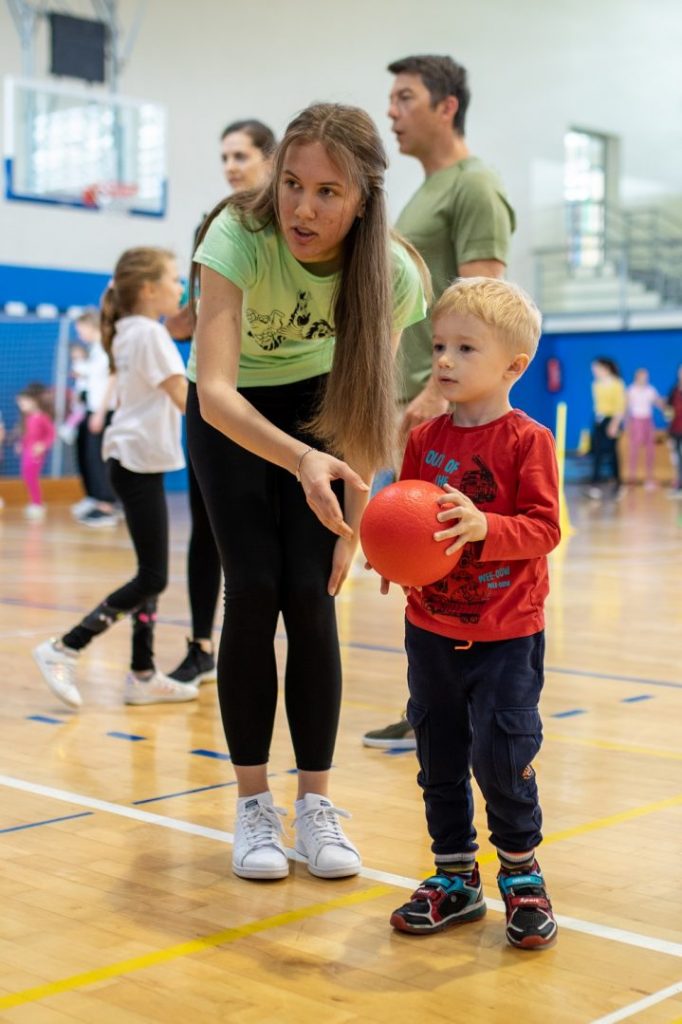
[434,485,488,555]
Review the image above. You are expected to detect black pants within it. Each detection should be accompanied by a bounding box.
[591,417,621,485]
[84,412,116,502]
[186,454,221,639]
[405,621,545,859]
[62,460,169,671]
[187,379,342,770]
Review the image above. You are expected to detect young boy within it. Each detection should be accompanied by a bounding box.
[385,277,560,949]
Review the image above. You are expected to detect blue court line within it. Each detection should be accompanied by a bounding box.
[107,731,146,742]
[621,695,654,703]
[551,709,587,718]
[0,811,93,833]
[384,748,416,756]
[190,748,231,761]
[7,596,680,690]
[26,714,64,725]
[133,781,237,804]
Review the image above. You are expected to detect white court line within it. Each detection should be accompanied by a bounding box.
[2,773,682,962]
[589,980,682,1023]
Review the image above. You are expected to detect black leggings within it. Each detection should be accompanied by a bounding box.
[591,417,621,485]
[187,379,342,771]
[62,460,169,671]
[187,455,221,639]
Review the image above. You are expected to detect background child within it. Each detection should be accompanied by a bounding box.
[587,357,626,500]
[625,368,664,490]
[57,344,88,445]
[70,309,119,527]
[375,277,560,949]
[666,363,682,497]
[15,382,56,520]
[33,247,199,710]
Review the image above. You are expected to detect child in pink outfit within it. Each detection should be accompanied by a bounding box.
[16,383,56,518]
[625,369,664,489]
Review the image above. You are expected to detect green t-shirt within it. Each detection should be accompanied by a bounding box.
[188,208,427,386]
[395,156,516,402]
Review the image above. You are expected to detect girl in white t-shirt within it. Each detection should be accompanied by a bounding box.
[33,247,199,710]
[625,368,665,489]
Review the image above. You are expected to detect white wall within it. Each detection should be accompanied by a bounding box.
[1,0,681,292]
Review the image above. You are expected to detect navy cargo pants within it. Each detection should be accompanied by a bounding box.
[405,621,545,860]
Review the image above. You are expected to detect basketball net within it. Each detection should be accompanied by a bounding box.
[82,181,139,212]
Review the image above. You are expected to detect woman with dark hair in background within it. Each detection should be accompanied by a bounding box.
[167,118,277,687]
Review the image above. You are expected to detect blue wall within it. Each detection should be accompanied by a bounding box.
[2,264,681,485]
[514,329,680,448]
[0,263,111,311]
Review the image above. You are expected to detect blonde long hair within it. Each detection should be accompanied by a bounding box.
[101,247,175,371]
[192,103,429,469]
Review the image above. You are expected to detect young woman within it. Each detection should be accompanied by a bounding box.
[189,103,428,882]
[33,248,199,710]
[168,119,277,687]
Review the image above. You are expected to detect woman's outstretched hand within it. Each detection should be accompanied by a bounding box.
[298,450,368,539]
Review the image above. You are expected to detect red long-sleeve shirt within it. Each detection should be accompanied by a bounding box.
[400,410,561,642]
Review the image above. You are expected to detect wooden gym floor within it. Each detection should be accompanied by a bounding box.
[0,486,681,1023]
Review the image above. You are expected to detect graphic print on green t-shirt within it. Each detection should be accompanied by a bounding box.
[245,289,333,352]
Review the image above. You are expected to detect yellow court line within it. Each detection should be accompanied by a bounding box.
[477,792,682,866]
[0,884,392,1011]
[545,731,682,762]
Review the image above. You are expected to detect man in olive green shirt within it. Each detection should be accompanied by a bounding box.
[363,54,516,750]
[389,54,515,433]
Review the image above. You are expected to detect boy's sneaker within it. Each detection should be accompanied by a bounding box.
[124,671,199,705]
[390,866,486,934]
[497,861,558,949]
[168,639,216,685]
[233,793,289,880]
[79,508,118,528]
[294,794,361,878]
[33,640,82,708]
[362,712,416,750]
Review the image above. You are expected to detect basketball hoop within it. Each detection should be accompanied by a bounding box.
[82,181,139,212]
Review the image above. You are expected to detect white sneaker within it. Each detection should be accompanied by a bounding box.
[33,640,82,708]
[71,497,96,519]
[233,792,289,880]
[24,504,46,520]
[58,423,77,445]
[294,793,362,879]
[124,671,199,705]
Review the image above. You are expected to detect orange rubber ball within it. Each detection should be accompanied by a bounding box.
[360,479,460,588]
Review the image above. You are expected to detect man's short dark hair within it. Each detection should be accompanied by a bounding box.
[388,55,470,134]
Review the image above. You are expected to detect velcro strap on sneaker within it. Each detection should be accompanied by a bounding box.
[498,872,543,893]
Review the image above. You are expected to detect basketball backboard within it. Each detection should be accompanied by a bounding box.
[4,76,167,216]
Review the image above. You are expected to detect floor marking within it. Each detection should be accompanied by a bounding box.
[589,980,682,1023]
[4,596,681,690]
[551,708,587,718]
[190,747,231,760]
[475,792,682,861]
[132,781,238,805]
[545,732,682,762]
[1,773,681,960]
[0,811,93,833]
[107,731,146,742]
[621,694,654,703]
[0,884,392,1011]
[26,714,64,725]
